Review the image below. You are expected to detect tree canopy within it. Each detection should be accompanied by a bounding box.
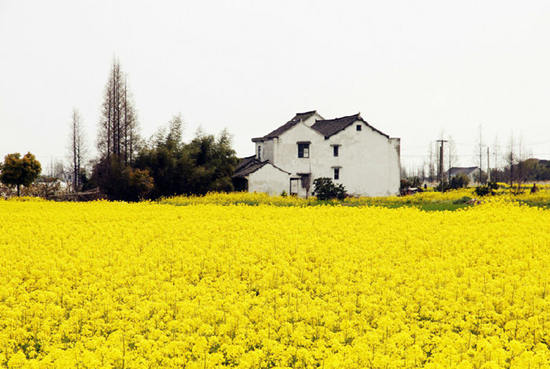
[134,118,238,198]
[0,152,42,196]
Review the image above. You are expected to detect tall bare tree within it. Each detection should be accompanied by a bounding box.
[447,135,458,181]
[504,133,516,187]
[492,135,500,170]
[69,109,86,192]
[427,142,435,182]
[97,60,139,166]
[474,124,484,184]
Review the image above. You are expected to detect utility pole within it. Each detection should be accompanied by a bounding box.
[436,139,448,184]
[487,146,491,182]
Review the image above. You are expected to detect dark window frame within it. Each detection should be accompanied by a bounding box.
[297,142,310,158]
[332,145,340,157]
[356,124,362,131]
[333,167,340,180]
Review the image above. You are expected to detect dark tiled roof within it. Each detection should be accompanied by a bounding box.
[235,155,257,173]
[232,159,267,178]
[233,156,291,178]
[252,111,318,142]
[311,113,390,139]
[448,167,479,176]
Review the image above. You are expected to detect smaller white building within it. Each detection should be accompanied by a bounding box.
[447,167,480,183]
[233,110,401,197]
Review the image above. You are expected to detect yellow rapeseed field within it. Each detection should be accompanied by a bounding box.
[1,197,550,368]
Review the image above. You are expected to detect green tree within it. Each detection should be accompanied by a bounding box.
[93,157,153,201]
[450,173,470,189]
[134,115,195,198]
[0,152,42,196]
[136,123,238,197]
[186,129,238,195]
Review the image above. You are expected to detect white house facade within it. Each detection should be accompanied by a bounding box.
[233,111,401,197]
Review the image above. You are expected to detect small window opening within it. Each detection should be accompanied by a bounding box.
[257,145,262,160]
[298,143,310,158]
[333,167,340,180]
[356,124,362,131]
[333,145,339,157]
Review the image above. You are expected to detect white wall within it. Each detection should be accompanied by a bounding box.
[255,113,321,163]
[247,164,290,195]
[256,140,274,162]
[266,118,400,197]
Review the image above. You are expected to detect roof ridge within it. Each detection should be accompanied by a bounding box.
[252,110,319,142]
[314,113,360,123]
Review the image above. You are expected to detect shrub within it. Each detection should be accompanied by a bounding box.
[435,181,450,192]
[400,177,423,195]
[312,177,347,200]
[450,174,470,189]
[94,158,154,201]
[475,181,498,197]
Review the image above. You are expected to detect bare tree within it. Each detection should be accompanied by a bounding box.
[427,142,435,182]
[516,135,532,185]
[97,59,139,166]
[474,124,484,184]
[68,109,86,192]
[504,133,516,187]
[492,135,500,170]
[447,135,458,181]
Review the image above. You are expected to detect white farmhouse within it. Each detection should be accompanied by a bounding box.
[233,111,401,197]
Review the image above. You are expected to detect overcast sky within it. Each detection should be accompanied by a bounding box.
[1,0,550,173]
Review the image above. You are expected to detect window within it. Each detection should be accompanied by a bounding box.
[333,167,340,180]
[257,145,262,160]
[333,145,340,157]
[297,142,310,158]
[356,124,362,131]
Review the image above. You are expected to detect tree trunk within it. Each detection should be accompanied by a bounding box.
[17,184,20,197]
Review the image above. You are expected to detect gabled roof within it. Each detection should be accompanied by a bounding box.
[233,159,268,178]
[448,167,479,176]
[232,156,291,178]
[235,155,257,173]
[252,111,319,142]
[311,113,390,139]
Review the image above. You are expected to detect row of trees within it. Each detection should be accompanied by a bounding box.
[405,128,547,188]
[87,60,238,201]
[1,60,239,200]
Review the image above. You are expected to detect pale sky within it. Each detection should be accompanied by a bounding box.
[1,0,550,173]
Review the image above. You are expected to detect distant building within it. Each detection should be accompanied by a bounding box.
[447,166,480,182]
[233,110,401,197]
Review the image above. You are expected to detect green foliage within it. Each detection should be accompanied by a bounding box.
[134,118,238,198]
[94,157,154,201]
[435,181,450,192]
[134,116,194,198]
[186,130,237,195]
[453,196,473,204]
[491,158,550,183]
[449,173,470,189]
[475,181,498,197]
[0,152,41,196]
[434,175,470,192]
[312,177,347,200]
